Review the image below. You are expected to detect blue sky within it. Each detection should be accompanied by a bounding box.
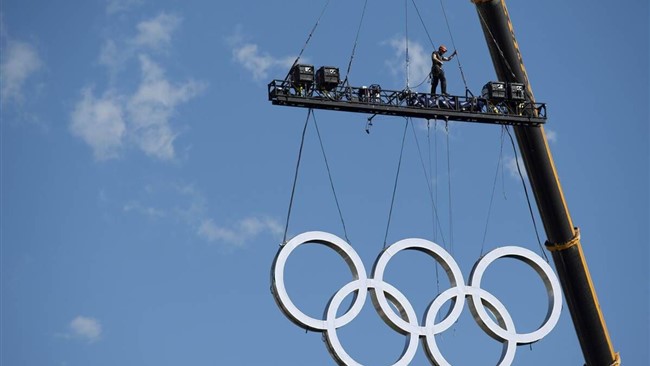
[1,0,648,365]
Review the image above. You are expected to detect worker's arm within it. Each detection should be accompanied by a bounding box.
[444,51,457,61]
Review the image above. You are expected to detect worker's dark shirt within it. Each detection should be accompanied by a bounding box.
[432,51,451,68]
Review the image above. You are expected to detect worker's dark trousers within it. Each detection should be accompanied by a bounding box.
[431,66,446,95]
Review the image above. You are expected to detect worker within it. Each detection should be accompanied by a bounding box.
[431,45,457,96]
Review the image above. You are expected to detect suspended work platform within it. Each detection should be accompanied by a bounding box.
[268,79,547,126]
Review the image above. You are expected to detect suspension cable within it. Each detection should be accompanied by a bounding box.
[285,0,332,81]
[410,120,448,249]
[311,111,351,244]
[283,109,312,244]
[438,0,470,93]
[343,0,369,86]
[480,126,506,256]
[410,0,435,48]
[383,119,410,248]
[427,120,441,297]
[505,126,549,262]
[427,120,437,241]
[404,0,411,89]
[445,121,454,255]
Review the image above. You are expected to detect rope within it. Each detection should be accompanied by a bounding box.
[426,121,441,296]
[445,121,454,255]
[427,120,437,241]
[285,0,331,81]
[343,0,369,85]
[505,126,549,262]
[311,111,351,244]
[283,109,312,244]
[410,120,448,249]
[438,0,470,93]
[383,119,410,248]
[410,0,435,48]
[480,126,506,256]
[404,0,410,89]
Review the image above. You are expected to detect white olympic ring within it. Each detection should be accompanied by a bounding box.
[271,231,563,366]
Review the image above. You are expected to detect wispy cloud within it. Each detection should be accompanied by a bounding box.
[506,155,528,180]
[71,13,206,162]
[232,43,295,81]
[127,55,206,160]
[70,88,126,160]
[198,216,283,247]
[62,316,102,343]
[0,40,43,104]
[123,201,166,218]
[545,128,557,143]
[122,182,281,248]
[106,0,144,15]
[385,37,430,90]
[228,27,296,82]
[132,13,181,51]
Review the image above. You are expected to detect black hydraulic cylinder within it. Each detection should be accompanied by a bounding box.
[470,1,619,365]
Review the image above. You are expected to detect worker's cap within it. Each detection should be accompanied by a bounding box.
[439,45,448,52]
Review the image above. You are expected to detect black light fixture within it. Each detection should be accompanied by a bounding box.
[482,81,507,101]
[507,82,526,101]
[316,66,340,91]
[291,64,314,91]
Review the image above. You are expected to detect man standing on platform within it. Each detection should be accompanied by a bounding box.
[431,45,456,95]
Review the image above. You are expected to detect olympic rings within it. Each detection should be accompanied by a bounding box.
[271,231,563,366]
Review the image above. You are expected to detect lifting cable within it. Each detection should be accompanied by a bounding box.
[411,0,435,48]
[311,111,351,244]
[408,0,434,90]
[285,0,331,82]
[405,0,434,90]
[505,126,549,262]
[428,120,438,242]
[282,109,351,245]
[480,126,506,256]
[427,120,441,296]
[283,109,312,244]
[410,120,448,249]
[438,0,471,94]
[383,118,410,248]
[404,0,411,90]
[343,0,369,86]
[444,121,455,255]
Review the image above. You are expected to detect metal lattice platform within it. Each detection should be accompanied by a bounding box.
[268,80,547,126]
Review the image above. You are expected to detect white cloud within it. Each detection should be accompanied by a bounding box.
[545,128,557,143]
[70,88,126,160]
[123,201,166,218]
[72,55,205,161]
[106,0,144,15]
[72,11,207,162]
[69,316,102,343]
[506,155,528,180]
[127,55,206,160]
[232,43,295,81]
[121,182,281,248]
[100,12,182,75]
[385,37,431,90]
[198,216,283,247]
[0,40,43,104]
[132,13,182,51]
[99,39,122,73]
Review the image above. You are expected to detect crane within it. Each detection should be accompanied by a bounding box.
[471,0,619,365]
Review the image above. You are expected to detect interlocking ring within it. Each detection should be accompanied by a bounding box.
[271,231,563,366]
